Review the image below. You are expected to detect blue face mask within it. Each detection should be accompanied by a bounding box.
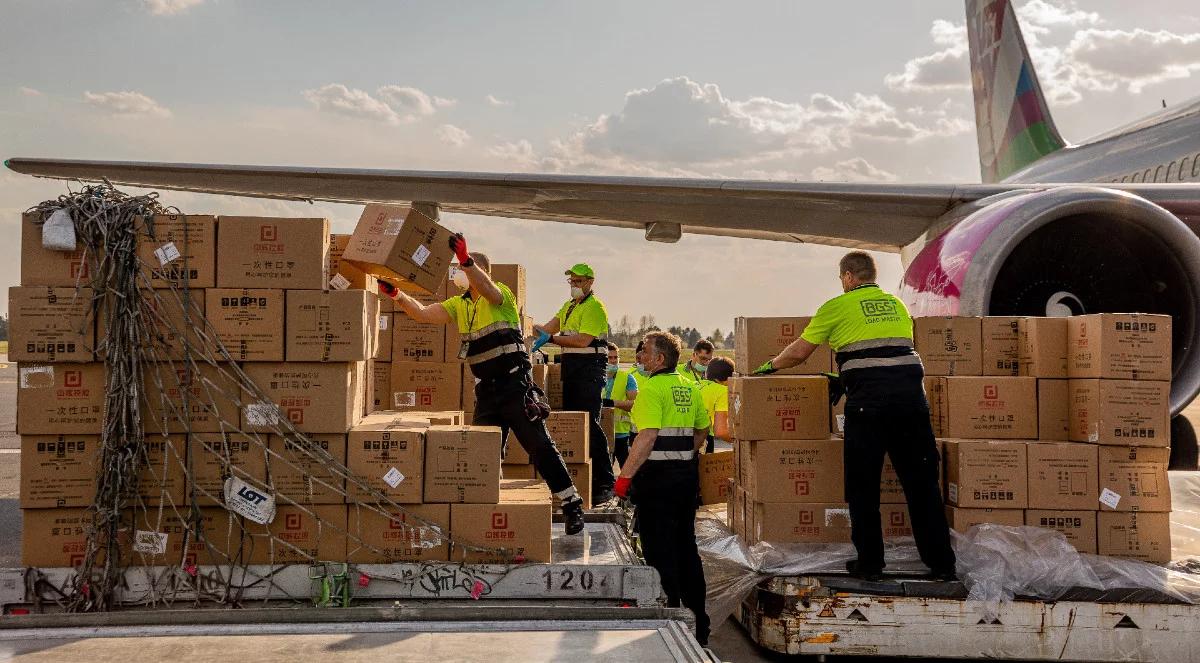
[606,363,619,376]
[691,362,708,378]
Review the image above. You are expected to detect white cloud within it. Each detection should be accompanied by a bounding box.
[1016,0,1100,34]
[433,96,457,108]
[436,124,470,147]
[486,94,513,107]
[83,90,171,118]
[886,21,969,93]
[812,157,898,183]
[302,84,400,124]
[141,0,204,16]
[376,85,436,120]
[18,86,42,97]
[487,139,538,168]
[1067,28,1200,92]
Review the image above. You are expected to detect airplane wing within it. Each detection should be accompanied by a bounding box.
[5,157,1025,251]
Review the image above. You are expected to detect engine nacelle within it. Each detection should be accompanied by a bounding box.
[899,186,1200,414]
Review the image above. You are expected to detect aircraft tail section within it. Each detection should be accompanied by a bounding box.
[966,0,1066,182]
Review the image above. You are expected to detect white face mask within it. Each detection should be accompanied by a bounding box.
[570,285,585,299]
[452,268,470,290]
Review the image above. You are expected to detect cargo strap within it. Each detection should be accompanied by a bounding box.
[840,354,924,372]
[648,450,695,461]
[467,343,526,365]
[839,337,913,353]
[462,320,521,342]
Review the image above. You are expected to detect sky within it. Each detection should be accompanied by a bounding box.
[3,0,1200,336]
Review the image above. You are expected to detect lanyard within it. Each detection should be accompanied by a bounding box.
[463,292,481,333]
[562,292,592,328]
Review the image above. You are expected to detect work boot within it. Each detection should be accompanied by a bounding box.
[563,497,586,535]
[929,567,958,582]
[593,488,615,506]
[845,560,884,582]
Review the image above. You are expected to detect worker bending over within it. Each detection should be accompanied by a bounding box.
[616,331,711,645]
[602,341,638,469]
[533,264,616,504]
[678,339,713,382]
[698,357,733,454]
[381,235,585,534]
[755,251,955,581]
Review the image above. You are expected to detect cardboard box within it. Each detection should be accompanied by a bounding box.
[375,313,393,361]
[423,425,502,503]
[732,486,747,538]
[1038,379,1069,440]
[748,502,851,544]
[345,422,425,504]
[188,432,270,505]
[136,214,217,288]
[944,439,1028,508]
[1097,446,1171,512]
[393,410,465,426]
[445,318,465,365]
[945,506,1025,533]
[9,287,95,362]
[216,216,329,289]
[205,289,285,361]
[371,360,391,412]
[734,317,832,376]
[982,317,1022,376]
[451,487,553,563]
[943,376,1038,439]
[1026,510,1098,554]
[924,376,947,437]
[327,233,373,290]
[545,410,589,463]
[729,376,830,441]
[562,463,593,509]
[347,504,450,563]
[17,363,106,434]
[138,436,187,506]
[20,212,92,287]
[343,204,454,295]
[22,507,95,568]
[390,361,462,412]
[1068,313,1172,381]
[268,434,347,504]
[700,450,734,506]
[1027,442,1098,510]
[462,370,478,413]
[1019,317,1068,378]
[140,288,206,361]
[142,362,242,434]
[491,264,527,313]
[394,315,447,363]
[245,504,347,564]
[601,406,615,446]
[742,439,843,502]
[881,504,914,539]
[361,360,375,417]
[545,363,564,409]
[913,317,982,376]
[830,398,845,436]
[502,464,537,480]
[241,362,366,433]
[20,435,96,508]
[1069,379,1169,446]
[1097,511,1172,562]
[503,433,531,465]
[124,506,241,567]
[285,289,379,361]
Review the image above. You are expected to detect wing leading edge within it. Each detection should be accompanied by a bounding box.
[8,157,1019,251]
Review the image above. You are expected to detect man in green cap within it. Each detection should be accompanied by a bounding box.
[533,263,616,503]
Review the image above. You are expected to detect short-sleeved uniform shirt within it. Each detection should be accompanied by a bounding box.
[441,282,521,333]
[555,293,609,339]
[631,370,710,437]
[698,379,729,432]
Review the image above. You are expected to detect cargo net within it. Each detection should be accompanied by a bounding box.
[26,184,519,612]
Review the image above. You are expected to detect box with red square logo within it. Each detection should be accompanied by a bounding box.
[742,439,842,503]
[244,504,347,565]
[142,362,243,434]
[216,216,329,289]
[450,481,552,563]
[20,212,93,287]
[881,504,914,539]
[734,317,831,376]
[943,376,1037,439]
[240,362,366,433]
[17,362,106,434]
[748,501,851,544]
[347,503,450,563]
[728,376,829,441]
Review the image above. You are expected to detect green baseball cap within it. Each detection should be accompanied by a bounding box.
[565,263,595,278]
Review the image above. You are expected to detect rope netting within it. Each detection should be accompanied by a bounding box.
[25,184,522,612]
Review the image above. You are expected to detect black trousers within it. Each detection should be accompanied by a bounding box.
[613,434,632,468]
[561,354,615,494]
[475,369,575,497]
[843,404,956,572]
[633,462,710,644]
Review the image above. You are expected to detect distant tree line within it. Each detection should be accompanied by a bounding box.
[607,314,734,350]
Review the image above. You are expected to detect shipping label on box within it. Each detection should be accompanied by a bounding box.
[944,376,1038,439]
[1027,442,1098,510]
[982,317,1022,376]
[285,289,378,362]
[20,212,92,287]
[244,504,347,564]
[1019,317,1068,378]
[423,425,502,503]
[744,439,843,503]
[700,450,734,506]
[9,287,95,362]
[729,376,829,441]
[393,314,447,363]
[914,317,982,376]
[390,361,462,412]
[1026,510,1098,554]
[142,362,243,435]
[206,289,284,361]
[188,432,269,505]
[241,362,365,433]
[451,498,553,564]
[268,434,347,504]
[1097,511,1171,562]
[17,363,106,434]
[346,423,425,504]
[944,439,1028,508]
[1069,379,1169,446]
[20,435,96,508]
[1068,313,1172,381]
[344,204,454,295]
[945,506,1025,533]
[734,317,832,376]
[750,502,851,544]
[136,214,217,288]
[1038,379,1070,440]
[1097,446,1171,512]
[348,504,450,563]
[216,216,330,289]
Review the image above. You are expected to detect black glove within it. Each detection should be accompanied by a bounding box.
[822,371,845,407]
[602,398,615,408]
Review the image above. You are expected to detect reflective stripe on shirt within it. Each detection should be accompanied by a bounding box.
[467,343,526,365]
[840,354,924,372]
[462,320,521,342]
[839,337,914,353]
[648,450,695,461]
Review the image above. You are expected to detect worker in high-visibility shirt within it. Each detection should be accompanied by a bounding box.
[697,357,733,454]
[677,339,714,382]
[602,341,638,469]
[381,236,585,535]
[623,339,654,459]
[532,264,616,504]
[616,331,710,645]
[754,251,955,581]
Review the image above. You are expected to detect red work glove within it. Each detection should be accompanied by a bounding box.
[449,233,471,265]
[377,279,398,298]
[614,476,632,498]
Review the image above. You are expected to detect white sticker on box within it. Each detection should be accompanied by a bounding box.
[948,482,959,504]
[825,508,850,526]
[385,218,405,236]
[245,402,281,426]
[329,273,351,290]
[379,315,390,331]
[132,530,168,555]
[394,392,416,408]
[1099,488,1121,509]
[1088,431,1099,442]
[19,365,54,388]
[383,467,405,488]
[223,476,276,525]
[411,244,431,267]
[154,242,181,266]
[835,414,845,433]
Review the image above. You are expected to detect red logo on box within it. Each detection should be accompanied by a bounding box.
[287,408,304,424]
[420,393,433,407]
[983,385,998,400]
[260,225,278,241]
[389,515,408,529]
[798,511,813,525]
[70,553,85,567]
[781,323,796,337]
[70,261,89,279]
[64,370,82,388]
[794,480,810,496]
[491,512,508,529]
[781,417,796,432]
[285,513,302,530]
[890,511,906,527]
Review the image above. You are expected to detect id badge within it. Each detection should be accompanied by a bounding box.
[457,341,470,360]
